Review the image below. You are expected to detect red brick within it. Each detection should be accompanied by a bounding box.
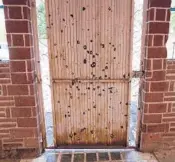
[10,61,26,72]
[0,123,16,128]
[0,96,13,101]
[153,35,163,46]
[148,22,169,34]
[165,92,175,96]
[5,20,31,33]
[0,74,10,78]
[152,59,162,70]
[147,47,167,58]
[9,48,32,60]
[0,113,6,117]
[10,128,37,138]
[23,7,31,20]
[6,108,10,118]
[144,114,162,123]
[147,124,169,133]
[144,92,164,102]
[155,9,166,21]
[150,81,168,91]
[163,118,175,122]
[27,60,34,72]
[147,8,155,21]
[3,143,23,150]
[0,101,15,106]
[3,6,9,19]
[163,113,175,117]
[7,85,28,95]
[25,34,33,46]
[8,7,22,19]
[0,67,9,73]
[164,97,175,102]
[3,0,28,5]
[149,0,171,8]
[3,139,23,143]
[0,79,10,84]
[151,70,166,81]
[170,128,175,132]
[15,96,35,106]
[24,138,39,147]
[0,119,16,122]
[11,73,33,84]
[11,108,32,117]
[0,63,9,68]
[12,34,24,46]
[170,123,175,127]
[17,118,37,127]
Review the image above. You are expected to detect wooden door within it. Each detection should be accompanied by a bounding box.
[46,0,133,146]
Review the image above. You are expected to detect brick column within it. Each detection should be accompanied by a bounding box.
[0,0,43,158]
[140,0,172,151]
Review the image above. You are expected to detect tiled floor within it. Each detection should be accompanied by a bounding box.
[17,149,158,162]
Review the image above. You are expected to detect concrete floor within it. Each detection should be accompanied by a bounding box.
[18,149,157,162]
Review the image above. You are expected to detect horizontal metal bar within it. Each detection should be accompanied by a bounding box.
[171,8,175,11]
[52,78,130,83]
[0,5,4,9]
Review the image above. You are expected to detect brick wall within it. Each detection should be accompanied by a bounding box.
[0,0,43,158]
[140,0,175,152]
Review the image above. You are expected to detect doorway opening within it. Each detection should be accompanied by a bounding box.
[35,0,143,148]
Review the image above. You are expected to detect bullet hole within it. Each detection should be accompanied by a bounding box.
[49,14,51,17]
[109,42,111,45]
[91,62,96,68]
[93,88,96,91]
[83,59,87,64]
[100,43,105,48]
[105,127,108,129]
[113,57,116,59]
[74,132,77,136]
[110,90,112,93]
[120,102,122,104]
[108,87,112,90]
[99,76,102,79]
[98,93,102,96]
[83,45,87,49]
[65,65,68,68]
[65,114,67,118]
[87,87,90,90]
[51,23,53,26]
[77,40,80,44]
[114,48,116,51]
[92,74,96,78]
[70,96,73,99]
[110,134,114,138]
[126,102,129,105]
[106,62,108,64]
[55,55,58,58]
[128,73,130,77]
[83,112,85,115]
[72,23,74,25]
[105,75,108,78]
[102,89,105,91]
[70,14,74,18]
[82,7,86,11]
[93,105,96,108]
[61,30,63,33]
[112,45,115,47]
[63,18,65,21]
[123,74,126,78]
[89,51,93,54]
[105,66,108,69]
[87,50,90,54]
[102,69,105,72]
[124,114,128,117]
[88,109,90,111]
[121,126,123,129]
[98,113,101,116]
[87,29,90,31]
[69,134,73,138]
[80,128,86,132]
[108,7,111,11]
[92,55,95,58]
[96,53,99,56]
[90,40,93,42]
[97,86,100,89]
[57,101,60,103]
[54,43,57,46]
[71,72,74,75]
[90,130,94,134]
[68,105,71,108]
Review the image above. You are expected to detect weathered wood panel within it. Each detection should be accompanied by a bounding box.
[46,0,133,146]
